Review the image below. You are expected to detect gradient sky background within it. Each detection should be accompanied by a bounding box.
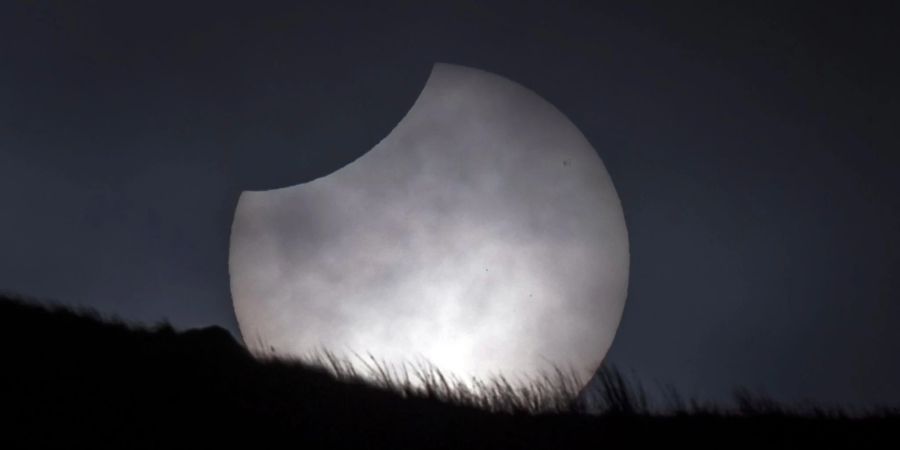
[1,1,898,408]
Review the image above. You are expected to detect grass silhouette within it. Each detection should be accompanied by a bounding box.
[285,348,587,414]
[1,291,897,449]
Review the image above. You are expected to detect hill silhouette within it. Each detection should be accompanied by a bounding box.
[1,292,897,449]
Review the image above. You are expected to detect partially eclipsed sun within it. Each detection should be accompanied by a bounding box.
[228,63,629,388]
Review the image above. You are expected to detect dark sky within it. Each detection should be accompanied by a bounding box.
[2,1,898,408]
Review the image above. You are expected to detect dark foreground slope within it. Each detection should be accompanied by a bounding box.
[1,293,897,449]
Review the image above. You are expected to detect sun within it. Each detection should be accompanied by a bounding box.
[229,63,629,389]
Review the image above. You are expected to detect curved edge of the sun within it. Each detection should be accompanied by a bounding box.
[237,62,449,200]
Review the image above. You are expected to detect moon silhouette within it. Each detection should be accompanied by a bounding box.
[229,63,629,386]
